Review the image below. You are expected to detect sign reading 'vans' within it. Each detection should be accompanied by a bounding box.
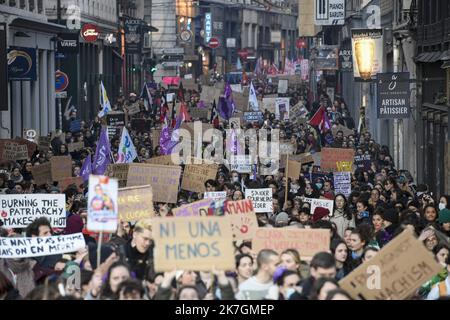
[57,33,79,53]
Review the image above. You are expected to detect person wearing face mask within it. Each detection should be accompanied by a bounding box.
[439,195,450,211]
[230,171,240,183]
[438,208,450,237]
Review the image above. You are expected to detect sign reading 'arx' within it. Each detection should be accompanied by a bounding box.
[0,194,66,228]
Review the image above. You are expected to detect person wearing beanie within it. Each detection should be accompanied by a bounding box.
[312,207,330,223]
[438,208,450,236]
[275,212,290,227]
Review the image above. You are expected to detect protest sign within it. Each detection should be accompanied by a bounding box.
[308,198,334,217]
[68,141,84,153]
[125,102,140,115]
[190,108,209,120]
[287,159,302,180]
[279,142,295,155]
[252,228,330,259]
[107,126,121,140]
[118,185,154,221]
[278,79,288,94]
[245,188,273,213]
[262,97,277,114]
[106,112,126,127]
[50,156,72,181]
[1,142,28,160]
[243,111,263,123]
[180,122,214,143]
[0,138,36,159]
[181,163,218,193]
[106,164,129,188]
[204,192,227,201]
[275,98,290,120]
[320,148,354,172]
[224,199,258,241]
[339,230,442,300]
[87,175,119,233]
[332,124,354,137]
[145,155,177,166]
[229,155,253,173]
[354,154,372,170]
[151,129,161,148]
[333,172,352,197]
[153,216,235,271]
[172,199,213,217]
[127,164,181,204]
[0,194,66,228]
[58,176,84,192]
[38,136,51,153]
[0,233,86,259]
[31,162,52,186]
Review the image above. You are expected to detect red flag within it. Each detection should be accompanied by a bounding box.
[179,101,191,122]
[309,106,324,127]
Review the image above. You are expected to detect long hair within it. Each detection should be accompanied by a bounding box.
[99,261,131,300]
[333,193,353,220]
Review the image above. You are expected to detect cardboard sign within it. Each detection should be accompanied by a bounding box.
[262,97,277,114]
[68,141,84,153]
[190,108,209,120]
[151,129,161,148]
[333,172,352,197]
[0,194,66,228]
[38,136,51,153]
[245,188,273,213]
[106,164,129,188]
[118,185,155,221]
[287,159,302,180]
[172,199,213,217]
[280,142,295,155]
[1,142,28,160]
[181,163,218,193]
[153,216,235,271]
[125,102,141,115]
[320,148,354,172]
[127,164,181,204]
[50,156,73,181]
[332,124,354,137]
[58,176,84,192]
[107,112,126,127]
[0,233,86,259]
[339,230,442,300]
[0,139,36,159]
[87,175,119,232]
[224,199,258,241]
[31,162,52,186]
[252,228,330,258]
[204,192,227,201]
[145,155,177,166]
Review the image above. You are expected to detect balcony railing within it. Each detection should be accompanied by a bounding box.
[418,20,447,47]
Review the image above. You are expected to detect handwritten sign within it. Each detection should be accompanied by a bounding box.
[106,164,129,188]
[1,142,28,161]
[204,192,227,201]
[332,124,354,137]
[181,164,218,193]
[153,216,235,271]
[321,148,354,172]
[0,194,66,228]
[339,230,442,300]
[118,185,154,221]
[127,164,181,204]
[87,175,119,233]
[106,112,126,127]
[229,155,253,173]
[145,155,177,166]
[50,156,73,181]
[287,159,302,180]
[31,162,52,186]
[224,199,258,241]
[172,199,213,217]
[125,102,140,115]
[245,188,273,213]
[68,141,84,153]
[252,228,330,258]
[354,154,372,170]
[0,233,86,259]
[333,172,351,197]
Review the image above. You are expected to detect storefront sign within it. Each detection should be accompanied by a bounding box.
[377,72,410,119]
[351,29,383,81]
[57,33,79,53]
[80,24,99,43]
[7,47,37,81]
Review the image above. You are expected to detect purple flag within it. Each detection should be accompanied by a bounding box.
[92,127,111,175]
[218,97,234,120]
[224,83,236,116]
[197,100,206,109]
[159,117,180,155]
[80,154,92,182]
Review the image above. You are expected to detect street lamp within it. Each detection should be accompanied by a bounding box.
[354,38,375,80]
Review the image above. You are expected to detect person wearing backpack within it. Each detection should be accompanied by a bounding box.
[427,255,450,300]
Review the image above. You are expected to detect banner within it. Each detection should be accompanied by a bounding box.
[127,164,181,204]
[333,172,352,197]
[105,163,129,188]
[320,148,354,172]
[87,175,119,232]
[339,230,442,300]
[351,29,383,81]
[0,194,66,228]
[252,228,330,259]
[172,199,213,217]
[224,199,258,241]
[376,72,410,119]
[181,164,218,193]
[118,185,154,222]
[124,18,143,54]
[50,156,73,181]
[153,216,235,271]
[245,188,273,213]
[0,233,86,259]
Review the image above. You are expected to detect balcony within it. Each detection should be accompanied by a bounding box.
[418,19,450,47]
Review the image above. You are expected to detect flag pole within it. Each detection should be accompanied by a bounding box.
[97,230,103,269]
[285,154,289,206]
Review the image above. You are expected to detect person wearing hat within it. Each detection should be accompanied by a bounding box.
[312,207,330,223]
[275,212,290,228]
[438,208,450,237]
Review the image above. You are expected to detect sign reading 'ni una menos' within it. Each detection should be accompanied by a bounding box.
[377,72,410,119]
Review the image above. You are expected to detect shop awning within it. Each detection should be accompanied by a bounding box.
[10,17,67,34]
[415,51,443,63]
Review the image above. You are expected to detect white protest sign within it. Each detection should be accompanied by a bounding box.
[0,194,66,228]
[230,155,253,173]
[0,233,86,258]
[87,175,119,233]
[245,188,273,213]
[204,192,227,201]
[305,198,334,216]
[276,97,290,120]
[167,93,175,103]
[333,172,351,197]
[278,79,288,94]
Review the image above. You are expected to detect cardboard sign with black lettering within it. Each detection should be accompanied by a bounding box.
[1,142,28,160]
[31,162,52,186]
[172,199,213,217]
[153,216,235,271]
[181,163,218,193]
[339,230,442,300]
[50,156,72,181]
[0,194,66,228]
[68,141,84,153]
[118,185,154,221]
[0,233,86,259]
[320,148,354,172]
[224,199,258,241]
[106,164,129,188]
[125,102,141,115]
[127,164,181,204]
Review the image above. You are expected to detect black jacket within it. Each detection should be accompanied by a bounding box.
[289,276,315,300]
[123,240,154,280]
